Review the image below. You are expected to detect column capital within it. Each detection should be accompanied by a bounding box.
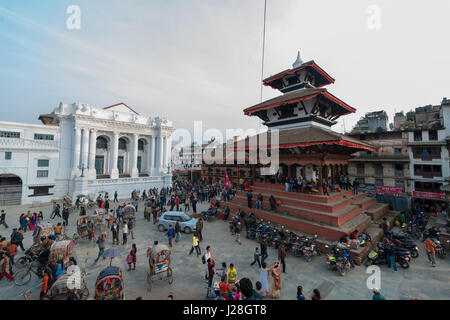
[89,128,97,133]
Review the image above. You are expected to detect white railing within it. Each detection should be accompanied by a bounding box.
[88,176,164,185]
[0,137,58,149]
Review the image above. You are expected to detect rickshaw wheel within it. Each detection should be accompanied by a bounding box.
[16,257,29,270]
[80,287,89,300]
[147,272,152,292]
[167,268,173,284]
[14,270,32,286]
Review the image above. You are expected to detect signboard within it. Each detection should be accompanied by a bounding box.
[155,261,168,273]
[375,186,404,196]
[413,191,446,200]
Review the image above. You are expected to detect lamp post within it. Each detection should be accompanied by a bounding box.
[78,163,86,178]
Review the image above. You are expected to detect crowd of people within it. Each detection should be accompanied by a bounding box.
[262,173,361,196]
[0,176,418,300]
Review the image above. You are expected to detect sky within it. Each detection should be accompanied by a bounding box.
[1,0,449,146]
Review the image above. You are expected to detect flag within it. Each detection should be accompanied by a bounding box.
[225,172,231,189]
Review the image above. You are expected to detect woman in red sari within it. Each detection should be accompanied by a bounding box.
[0,239,14,281]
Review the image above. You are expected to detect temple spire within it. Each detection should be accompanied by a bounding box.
[292,51,303,68]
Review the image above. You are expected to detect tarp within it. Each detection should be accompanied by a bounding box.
[98,266,122,280]
[50,240,74,255]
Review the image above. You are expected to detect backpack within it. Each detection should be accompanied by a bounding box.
[202,254,206,264]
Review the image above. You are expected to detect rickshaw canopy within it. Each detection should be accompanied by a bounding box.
[95,266,124,300]
[97,266,122,281]
[94,208,107,215]
[150,244,171,261]
[33,223,55,238]
[50,240,74,259]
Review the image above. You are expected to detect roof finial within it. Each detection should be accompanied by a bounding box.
[292,51,303,69]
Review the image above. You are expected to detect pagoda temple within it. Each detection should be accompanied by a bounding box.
[203,51,376,192]
[201,53,395,260]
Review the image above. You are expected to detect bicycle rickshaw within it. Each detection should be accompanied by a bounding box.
[147,244,173,292]
[74,216,96,242]
[13,240,73,287]
[77,194,96,209]
[94,266,124,300]
[122,205,136,223]
[49,240,75,268]
[32,223,55,244]
[63,195,78,213]
[92,211,108,238]
[47,271,89,300]
[16,243,42,269]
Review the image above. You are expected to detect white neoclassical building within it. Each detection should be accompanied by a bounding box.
[0,102,173,205]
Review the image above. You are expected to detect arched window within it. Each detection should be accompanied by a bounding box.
[119,138,127,150]
[138,140,145,151]
[96,136,108,149]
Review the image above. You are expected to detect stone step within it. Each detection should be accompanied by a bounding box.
[226,202,372,242]
[364,203,390,221]
[253,181,286,190]
[351,197,376,211]
[347,192,366,202]
[232,195,360,227]
[315,225,384,265]
[247,185,351,204]
[236,190,352,213]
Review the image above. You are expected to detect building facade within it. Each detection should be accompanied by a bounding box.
[408,98,450,209]
[347,131,411,210]
[352,111,389,133]
[0,102,173,205]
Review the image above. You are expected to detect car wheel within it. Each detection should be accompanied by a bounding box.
[184,227,192,234]
[158,224,165,232]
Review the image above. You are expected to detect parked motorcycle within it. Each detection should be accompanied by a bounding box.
[302,235,320,262]
[433,239,448,259]
[325,244,352,276]
[365,244,411,268]
[391,238,419,258]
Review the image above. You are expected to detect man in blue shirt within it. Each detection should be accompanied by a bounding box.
[166,224,175,247]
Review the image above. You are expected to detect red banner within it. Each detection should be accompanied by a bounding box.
[375,186,404,196]
[225,172,231,189]
[413,191,446,200]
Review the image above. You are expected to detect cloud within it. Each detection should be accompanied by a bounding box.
[0,0,449,144]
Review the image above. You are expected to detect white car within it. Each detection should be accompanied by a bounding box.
[157,211,198,234]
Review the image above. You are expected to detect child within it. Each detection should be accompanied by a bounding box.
[254,281,263,300]
[127,244,137,271]
[250,247,261,268]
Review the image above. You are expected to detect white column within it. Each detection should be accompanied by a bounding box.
[130,133,139,178]
[80,128,90,175]
[88,129,97,179]
[162,136,167,171]
[166,135,172,172]
[72,127,81,176]
[148,136,155,174]
[110,131,119,179]
[158,135,164,173]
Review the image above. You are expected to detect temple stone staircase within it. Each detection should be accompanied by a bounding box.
[225,182,395,264]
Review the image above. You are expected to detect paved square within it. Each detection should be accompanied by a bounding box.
[0,200,449,300]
